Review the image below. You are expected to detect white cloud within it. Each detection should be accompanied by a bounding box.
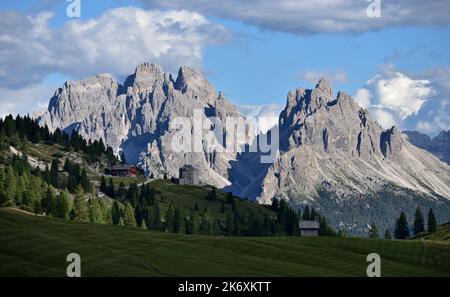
[370,107,399,129]
[0,82,57,119]
[238,103,283,134]
[298,69,349,84]
[353,88,371,109]
[140,0,450,35]
[354,65,450,136]
[354,66,434,129]
[0,8,229,89]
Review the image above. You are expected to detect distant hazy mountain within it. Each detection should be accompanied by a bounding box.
[403,130,450,165]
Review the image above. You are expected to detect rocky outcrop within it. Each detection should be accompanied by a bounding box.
[242,79,450,204]
[37,63,252,188]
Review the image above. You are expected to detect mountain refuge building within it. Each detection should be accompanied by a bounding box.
[179,165,200,185]
[299,220,320,237]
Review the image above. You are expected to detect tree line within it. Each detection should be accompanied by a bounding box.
[367,206,438,239]
[0,114,117,165]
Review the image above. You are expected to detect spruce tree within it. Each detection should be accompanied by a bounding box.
[151,203,162,230]
[55,192,70,219]
[111,201,121,225]
[100,175,107,193]
[80,169,90,193]
[302,205,310,220]
[173,206,184,233]
[73,188,89,222]
[89,198,103,224]
[394,212,410,239]
[123,203,137,227]
[41,187,55,216]
[413,206,425,235]
[368,222,379,238]
[427,208,437,233]
[50,159,59,188]
[107,178,115,198]
[140,220,148,230]
[186,213,198,234]
[200,208,212,235]
[165,204,175,232]
[1,166,16,206]
[226,212,234,235]
[384,230,392,240]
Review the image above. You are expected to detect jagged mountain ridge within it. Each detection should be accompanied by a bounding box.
[38,64,450,205]
[36,65,450,234]
[403,130,450,165]
[38,63,253,188]
[249,79,450,204]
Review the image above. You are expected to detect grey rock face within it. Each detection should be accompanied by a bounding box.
[404,130,450,165]
[37,67,450,209]
[38,63,252,188]
[254,80,450,204]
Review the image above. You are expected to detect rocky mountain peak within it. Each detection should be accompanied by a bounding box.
[123,62,168,94]
[315,77,333,98]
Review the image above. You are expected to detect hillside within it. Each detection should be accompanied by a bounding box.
[1,208,449,277]
[414,223,450,242]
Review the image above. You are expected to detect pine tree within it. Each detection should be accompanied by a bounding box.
[41,187,55,216]
[226,212,234,235]
[220,202,225,213]
[117,181,127,200]
[200,208,212,235]
[302,205,310,220]
[1,166,16,206]
[107,178,115,198]
[89,198,103,224]
[140,220,148,230]
[368,222,379,238]
[427,208,437,233]
[33,199,42,215]
[100,175,107,193]
[111,201,121,225]
[80,169,91,193]
[173,206,184,233]
[123,203,137,227]
[50,159,59,188]
[165,204,175,232]
[73,188,89,222]
[394,212,410,239]
[384,230,392,240]
[413,206,425,235]
[151,203,162,231]
[55,192,70,219]
[186,213,198,234]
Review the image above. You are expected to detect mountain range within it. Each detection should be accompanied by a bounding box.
[37,63,450,234]
[403,130,450,165]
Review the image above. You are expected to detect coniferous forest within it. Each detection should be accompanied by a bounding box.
[0,114,442,238]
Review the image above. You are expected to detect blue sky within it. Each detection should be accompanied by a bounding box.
[0,0,449,135]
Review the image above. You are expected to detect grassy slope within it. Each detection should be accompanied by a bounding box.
[414,223,450,242]
[149,180,274,220]
[1,208,449,277]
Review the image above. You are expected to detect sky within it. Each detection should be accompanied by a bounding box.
[0,0,449,136]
